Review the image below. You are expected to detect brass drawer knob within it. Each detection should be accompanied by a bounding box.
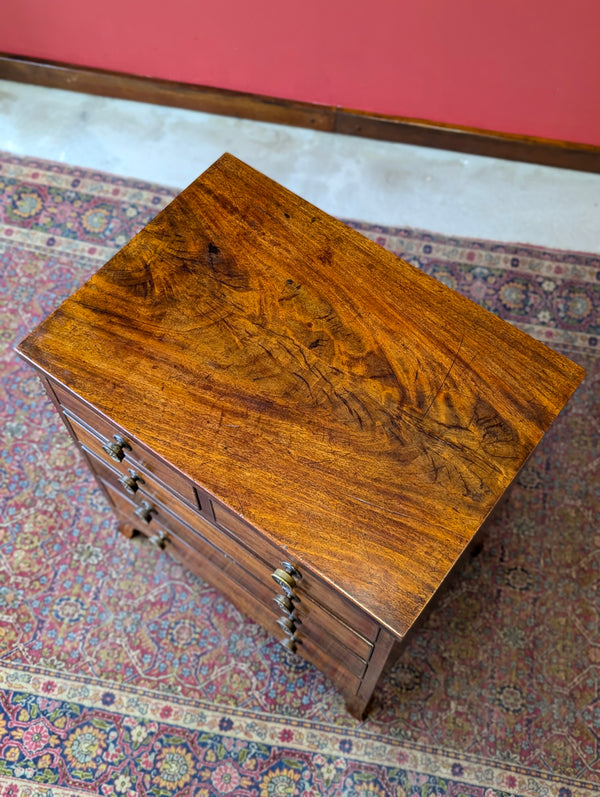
[134,501,156,524]
[280,637,297,653]
[149,528,167,550]
[102,434,131,463]
[281,561,301,579]
[118,470,144,495]
[273,594,293,613]
[277,616,296,635]
[273,596,301,623]
[271,568,295,597]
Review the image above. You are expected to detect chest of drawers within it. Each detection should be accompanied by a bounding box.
[17,154,584,718]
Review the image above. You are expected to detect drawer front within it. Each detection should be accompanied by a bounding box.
[92,448,376,673]
[51,380,196,505]
[102,480,363,694]
[87,448,279,589]
[148,510,368,678]
[198,504,376,662]
[101,480,279,610]
[156,526,364,695]
[293,599,373,663]
[214,503,380,643]
[69,417,207,526]
[156,510,370,677]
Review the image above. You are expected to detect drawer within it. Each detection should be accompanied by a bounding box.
[51,380,196,506]
[71,422,206,526]
[90,450,277,587]
[186,500,377,661]
[99,476,371,678]
[196,519,373,664]
[156,509,368,677]
[159,513,371,679]
[215,502,380,643]
[158,524,364,696]
[293,599,373,663]
[102,479,280,611]
[174,527,370,676]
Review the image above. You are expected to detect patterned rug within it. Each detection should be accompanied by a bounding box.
[0,151,598,797]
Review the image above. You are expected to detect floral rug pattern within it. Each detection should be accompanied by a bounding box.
[0,151,599,795]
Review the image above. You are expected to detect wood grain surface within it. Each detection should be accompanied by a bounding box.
[18,153,585,638]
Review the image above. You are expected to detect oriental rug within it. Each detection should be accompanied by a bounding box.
[0,151,598,797]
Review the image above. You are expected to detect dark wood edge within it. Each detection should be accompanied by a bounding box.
[0,53,335,131]
[2,53,599,173]
[334,110,600,173]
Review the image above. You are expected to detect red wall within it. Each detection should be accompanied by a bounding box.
[2,0,600,147]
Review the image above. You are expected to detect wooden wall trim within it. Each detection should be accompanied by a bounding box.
[2,53,600,174]
[334,111,600,174]
[0,54,334,132]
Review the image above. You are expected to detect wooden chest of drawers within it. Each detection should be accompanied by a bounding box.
[17,154,584,717]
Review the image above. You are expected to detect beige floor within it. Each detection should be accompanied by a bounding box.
[1,79,600,253]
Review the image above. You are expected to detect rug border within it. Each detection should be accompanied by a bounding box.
[1,663,598,796]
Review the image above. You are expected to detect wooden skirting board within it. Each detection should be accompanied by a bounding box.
[1,53,599,174]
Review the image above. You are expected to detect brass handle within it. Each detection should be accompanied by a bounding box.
[272,568,295,596]
[118,470,144,495]
[273,594,293,613]
[273,596,301,624]
[281,561,301,580]
[134,501,156,524]
[277,616,296,635]
[149,528,167,550]
[102,434,131,463]
[279,637,297,653]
